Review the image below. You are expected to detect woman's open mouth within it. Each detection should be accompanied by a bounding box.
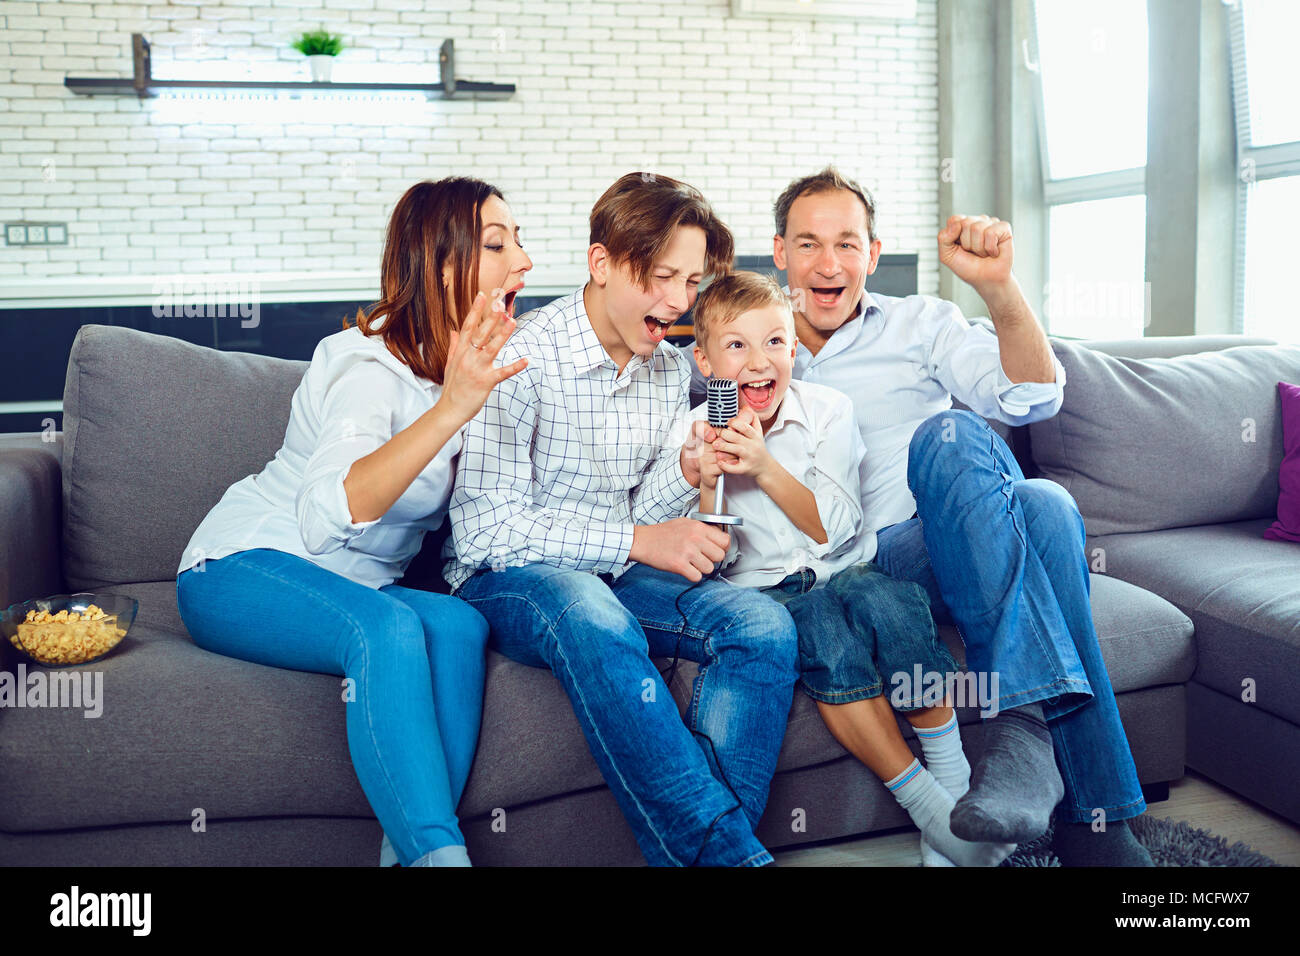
[643,315,673,343]
[740,379,776,410]
[502,289,518,319]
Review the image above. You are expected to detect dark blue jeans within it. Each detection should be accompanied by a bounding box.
[763,562,958,708]
[873,410,1146,824]
[455,561,799,866]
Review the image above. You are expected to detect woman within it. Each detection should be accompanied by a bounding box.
[176,178,532,867]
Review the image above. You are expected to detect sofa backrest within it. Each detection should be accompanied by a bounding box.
[56,324,1296,587]
[1029,336,1299,536]
[61,325,307,590]
[1072,334,1278,360]
[953,337,1277,480]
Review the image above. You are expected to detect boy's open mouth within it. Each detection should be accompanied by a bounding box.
[643,315,673,343]
[810,286,846,309]
[740,379,776,410]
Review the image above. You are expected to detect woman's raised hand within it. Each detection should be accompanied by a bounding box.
[438,290,529,427]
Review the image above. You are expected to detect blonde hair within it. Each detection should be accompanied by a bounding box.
[692,271,794,348]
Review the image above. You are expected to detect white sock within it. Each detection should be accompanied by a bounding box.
[885,759,1014,868]
[913,712,970,800]
[379,830,398,867]
[920,838,956,867]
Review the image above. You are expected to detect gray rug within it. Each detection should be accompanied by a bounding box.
[1001,814,1281,866]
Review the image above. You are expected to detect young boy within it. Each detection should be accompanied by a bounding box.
[445,176,799,867]
[686,271,1015,867]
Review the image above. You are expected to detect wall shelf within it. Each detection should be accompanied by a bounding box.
[64,34,515,101]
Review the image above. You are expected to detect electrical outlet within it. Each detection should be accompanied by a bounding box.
[4,222,69,246]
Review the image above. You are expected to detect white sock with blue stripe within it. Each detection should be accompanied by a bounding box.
[913,711,970,800]
[885,758,1014,868]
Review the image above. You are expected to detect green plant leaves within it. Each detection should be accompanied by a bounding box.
[292,30,344,57]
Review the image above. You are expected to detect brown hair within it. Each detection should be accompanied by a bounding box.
[773,165,877,242]
[344,177,502,385]
[692,271,794,348]
[589,173,735,287]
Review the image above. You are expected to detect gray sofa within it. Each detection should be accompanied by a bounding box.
[0,324,1295,865]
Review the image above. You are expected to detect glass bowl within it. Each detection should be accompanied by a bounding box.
[1,592,138,667]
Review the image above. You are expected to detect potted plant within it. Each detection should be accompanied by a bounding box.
[292,29,344,83]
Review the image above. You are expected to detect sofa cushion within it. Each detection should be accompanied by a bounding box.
[1078,572,1196,692]
[0,580,841,831]
[61,326,307,591]
[1088,519,1300,726]
[0,580,368,832]
[1030,340,1300,536]
[0,567,1193,833]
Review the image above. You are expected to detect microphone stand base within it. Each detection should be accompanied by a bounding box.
[689,511,744,527]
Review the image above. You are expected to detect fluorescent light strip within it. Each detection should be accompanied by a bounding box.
[0,401,63,414]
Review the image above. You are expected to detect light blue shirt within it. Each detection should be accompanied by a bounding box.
[685,288,1066,535]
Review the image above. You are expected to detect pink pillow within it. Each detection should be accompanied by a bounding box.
[1264,381,1300,543]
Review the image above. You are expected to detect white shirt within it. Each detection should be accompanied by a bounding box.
[178,321,458,591]
[686,288,1066,534]
[683,379,870,590]
[444,286,698,593]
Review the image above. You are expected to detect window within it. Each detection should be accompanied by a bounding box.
[1232,0,1300,343]
[1035,0,1148,180]
[1243,176,1299,344]
[1240,0,1300,148]
[1045,196,1147,341]
[1033,0,1149,339]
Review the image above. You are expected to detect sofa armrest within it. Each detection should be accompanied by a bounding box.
[0,434,65,610]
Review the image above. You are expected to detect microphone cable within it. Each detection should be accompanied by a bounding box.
[658,565,747,868]
[659,376,748,866]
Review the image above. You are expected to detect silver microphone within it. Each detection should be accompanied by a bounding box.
[689,377,744,527]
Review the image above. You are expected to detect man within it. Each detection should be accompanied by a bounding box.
[445,173,799,867]
[696,166,1151,866]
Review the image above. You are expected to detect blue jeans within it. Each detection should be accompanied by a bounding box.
[455,561,799,867]
[763,563,958,708]
[873,410,1146,824]
[176,547,488,866]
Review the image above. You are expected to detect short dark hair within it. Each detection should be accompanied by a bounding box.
[589,173,735,287]
[773,166,877,242]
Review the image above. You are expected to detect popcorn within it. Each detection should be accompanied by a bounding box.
[9,604,126,665]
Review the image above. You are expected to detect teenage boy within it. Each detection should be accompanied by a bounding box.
[732,166,1151,866]
[445,173,799,867]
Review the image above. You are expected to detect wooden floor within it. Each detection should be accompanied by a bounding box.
[772,769,1300,866]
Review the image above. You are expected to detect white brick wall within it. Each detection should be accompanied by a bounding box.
[0,0,941,293]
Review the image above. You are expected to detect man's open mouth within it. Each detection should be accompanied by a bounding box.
[810,286,846,308]
[643,314,674,343]
[740,378,776,410]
